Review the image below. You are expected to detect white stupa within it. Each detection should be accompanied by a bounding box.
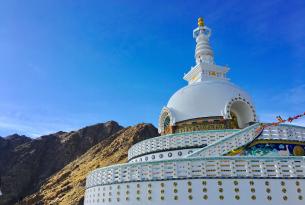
[84,17,305,205]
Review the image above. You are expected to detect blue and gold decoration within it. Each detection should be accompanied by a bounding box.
[242,141,305,156]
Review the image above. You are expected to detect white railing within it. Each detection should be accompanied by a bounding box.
[86,156,305,188]
[259,124,305,141]
[128,129,239,160]
[187,123,261,157]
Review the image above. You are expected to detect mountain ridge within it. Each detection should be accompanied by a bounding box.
[19,123,158,205]
[0,121,126,205]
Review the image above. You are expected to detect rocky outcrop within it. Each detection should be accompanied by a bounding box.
[19,123,158,205]
[0,121,123,205]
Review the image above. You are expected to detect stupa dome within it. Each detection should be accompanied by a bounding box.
[166,80,256,126]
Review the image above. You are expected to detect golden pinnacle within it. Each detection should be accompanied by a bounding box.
[198,17,204,27]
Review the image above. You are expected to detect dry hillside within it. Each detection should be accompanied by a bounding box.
[18,123,158,205]
[0,121,123,205]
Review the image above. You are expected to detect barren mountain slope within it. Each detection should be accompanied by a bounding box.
[0,121,123,205]
[19,123,158,205]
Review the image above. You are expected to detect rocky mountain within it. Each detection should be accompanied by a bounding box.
[19,123,158,205]
[0,121,128,205]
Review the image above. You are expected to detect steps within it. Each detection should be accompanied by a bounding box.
[186,123,262,157]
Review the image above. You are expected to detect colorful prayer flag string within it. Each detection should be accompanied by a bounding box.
[255,111,305,133]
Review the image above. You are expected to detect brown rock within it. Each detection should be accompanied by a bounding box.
[0,121,123,205]
[19,123,158,205]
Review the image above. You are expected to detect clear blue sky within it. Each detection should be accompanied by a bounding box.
[0,0,305,137]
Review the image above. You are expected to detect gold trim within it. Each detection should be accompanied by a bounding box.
[248,139,305,147]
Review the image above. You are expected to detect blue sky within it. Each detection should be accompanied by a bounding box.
[0,0,305,137]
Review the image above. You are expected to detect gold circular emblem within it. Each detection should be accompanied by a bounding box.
[293,145,305,156]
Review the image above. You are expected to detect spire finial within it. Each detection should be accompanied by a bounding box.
[193,17,214,65]
[198,17,204,27]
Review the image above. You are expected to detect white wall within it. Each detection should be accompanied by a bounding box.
[84,178,304,205]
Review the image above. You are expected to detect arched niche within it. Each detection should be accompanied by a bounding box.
[229,100,256,128]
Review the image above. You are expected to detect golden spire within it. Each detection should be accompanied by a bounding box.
[198,17,204,27]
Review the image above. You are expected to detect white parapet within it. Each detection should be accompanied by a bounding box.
[128,129,239,161]
[86,156,305,188]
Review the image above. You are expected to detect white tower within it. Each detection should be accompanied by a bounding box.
[183,17,229,84]
[193,17,214,65]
